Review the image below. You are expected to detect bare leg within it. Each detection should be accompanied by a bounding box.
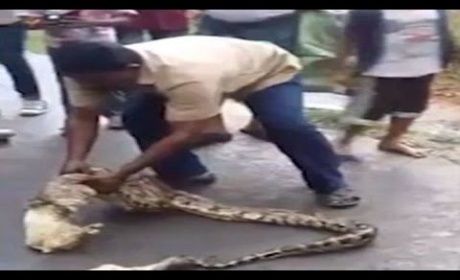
[378,117,426,158]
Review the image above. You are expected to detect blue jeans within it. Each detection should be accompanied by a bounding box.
[0,22,40,100]
[122,92,208,182]
[122,78,345,193]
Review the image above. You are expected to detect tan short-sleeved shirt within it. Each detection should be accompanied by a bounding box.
[67,35,302,122]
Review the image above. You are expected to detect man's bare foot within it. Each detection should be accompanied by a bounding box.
[378,140,426,158]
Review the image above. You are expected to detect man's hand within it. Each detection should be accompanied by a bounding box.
[63,106,100,173]
[60,160,92,175]
[115,115,221,179]
[82,173,126,194]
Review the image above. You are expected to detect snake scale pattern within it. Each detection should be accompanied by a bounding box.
[23,167,378,270]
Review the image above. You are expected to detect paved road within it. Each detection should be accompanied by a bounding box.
[1,54,460,270]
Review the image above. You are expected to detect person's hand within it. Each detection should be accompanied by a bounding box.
[82,173,126,194]
[60,160,92,175]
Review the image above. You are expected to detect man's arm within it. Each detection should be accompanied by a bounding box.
[82,81,223,193]
[114,116,219,180]
[66,107,100,162]
[60,106,101,174]
[114,81,223,179]
[82,116,220,193]
[60,78,107,174]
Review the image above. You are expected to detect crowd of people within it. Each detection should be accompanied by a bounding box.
[0,10,454,209]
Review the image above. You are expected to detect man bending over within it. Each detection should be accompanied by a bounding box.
[53,35,360,208]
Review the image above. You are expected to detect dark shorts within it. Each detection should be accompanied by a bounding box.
[342,74,435,124]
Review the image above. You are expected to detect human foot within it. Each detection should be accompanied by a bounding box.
[378,140,426,158]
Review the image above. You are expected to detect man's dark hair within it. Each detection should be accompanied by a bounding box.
[52,41,142,75]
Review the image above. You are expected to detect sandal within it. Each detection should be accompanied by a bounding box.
[315,188,361,209]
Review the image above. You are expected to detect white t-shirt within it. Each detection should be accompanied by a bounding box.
[364,10,442,78]
[205,10,296,23]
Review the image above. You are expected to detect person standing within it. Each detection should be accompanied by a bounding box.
[336,10,454,160]
[0,10,46,117]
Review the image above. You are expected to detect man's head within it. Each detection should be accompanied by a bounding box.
[52,41,143,90]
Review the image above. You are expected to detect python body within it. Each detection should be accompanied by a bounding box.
[23,167,377,270]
